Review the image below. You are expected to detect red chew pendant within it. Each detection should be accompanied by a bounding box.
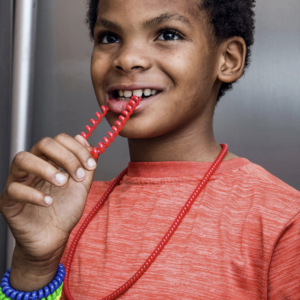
[80,95,142,159]
[63,138,229,299]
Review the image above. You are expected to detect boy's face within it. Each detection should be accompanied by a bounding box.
[91,0,221,139]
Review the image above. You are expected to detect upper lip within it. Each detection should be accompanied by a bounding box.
[106,83,164,94]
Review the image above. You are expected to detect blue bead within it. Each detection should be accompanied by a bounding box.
[3,272,10,278]
[23,292,31,300]
[57,270,64,277]
[2,286,9,293]
[10,290,18,300]
[59,268,65,274]
[54,276,62,285]
[57,273,65,282]
[52,279,59,290]
[7,269,11,273]
[31,291,38,300]
[48,283,55,294]
[1,281,9,288]
[55,273,63,280]
[43,286,50,297]
[5,287,14,297]
[1,277,9,283]
[16,292,25,300]
[38,289,44,300]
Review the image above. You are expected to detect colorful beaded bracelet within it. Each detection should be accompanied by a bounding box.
[0,284,62,300]
[0,263,65,300]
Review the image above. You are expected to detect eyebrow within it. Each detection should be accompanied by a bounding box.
[143,13,192,28]
[95,12,192,30]
[95,18,120,30]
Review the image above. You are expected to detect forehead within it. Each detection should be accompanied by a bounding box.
[97,0,201,25]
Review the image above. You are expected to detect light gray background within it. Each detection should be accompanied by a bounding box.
[0,0,299,273]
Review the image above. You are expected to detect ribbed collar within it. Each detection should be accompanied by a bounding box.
[127,158,250,178]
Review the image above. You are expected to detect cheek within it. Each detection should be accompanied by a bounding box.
[161,45,212,95]
[91,52,104,84]
[90,50,113,89]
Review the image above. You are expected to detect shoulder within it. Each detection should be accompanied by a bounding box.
[238,161,300,202]
[219,159,300,204]
[215,159,300,229]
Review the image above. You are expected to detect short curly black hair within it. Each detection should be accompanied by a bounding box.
[86,0,256,101]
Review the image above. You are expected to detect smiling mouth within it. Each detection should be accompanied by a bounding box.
[110,88,162,101]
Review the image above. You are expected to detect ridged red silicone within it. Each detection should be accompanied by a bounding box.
[63,135,229,299]
[80,95,141,159]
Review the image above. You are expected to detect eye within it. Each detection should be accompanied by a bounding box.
[98,32,120,44]
[157,29,182,41]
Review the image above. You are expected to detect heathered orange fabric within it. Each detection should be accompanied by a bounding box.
[61,158,300,299]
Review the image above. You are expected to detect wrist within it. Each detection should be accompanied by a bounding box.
[9,244,65,292]
[1,264,65,300]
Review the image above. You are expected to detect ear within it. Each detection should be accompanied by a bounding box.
[217,37,246,83]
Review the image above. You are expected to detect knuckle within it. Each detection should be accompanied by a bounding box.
[37,137,53,149]
[13,151,28,166]
[6,182,18,198]
[78,146,90,158]
[54,133,70,142]
[64,152,78,166]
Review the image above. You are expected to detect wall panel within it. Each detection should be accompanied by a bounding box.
[0,0,299,271]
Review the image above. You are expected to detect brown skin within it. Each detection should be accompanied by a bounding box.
[0,134,97,290]
[92,0,245,162]
[0,0,245,292]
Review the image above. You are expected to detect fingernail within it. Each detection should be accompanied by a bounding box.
[44,196,53,206]
[56,173,67,184]
[87,158,96,168]
[76,167,85,179]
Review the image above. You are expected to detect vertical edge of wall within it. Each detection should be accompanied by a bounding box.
[6,0,38,270]
[0,0,14,275]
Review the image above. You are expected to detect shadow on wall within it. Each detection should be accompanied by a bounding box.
[0,0,12,274]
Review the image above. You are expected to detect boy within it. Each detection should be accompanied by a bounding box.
[0,0,299,299]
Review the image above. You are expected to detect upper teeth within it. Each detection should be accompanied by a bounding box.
[118,89,159,98]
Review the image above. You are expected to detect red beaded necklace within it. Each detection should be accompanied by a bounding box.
[63,96,229,299]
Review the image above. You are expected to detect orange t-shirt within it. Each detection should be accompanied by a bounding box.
[61,158,300,299]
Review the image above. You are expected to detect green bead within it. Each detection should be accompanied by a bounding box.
[46,294,53,300]
[0,295,6,300]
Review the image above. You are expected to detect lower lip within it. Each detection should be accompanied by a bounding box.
[108,94,159,114]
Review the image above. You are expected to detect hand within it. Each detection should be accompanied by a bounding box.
[0,134,97,290]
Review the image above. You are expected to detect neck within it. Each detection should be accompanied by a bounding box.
[128,114,223,163]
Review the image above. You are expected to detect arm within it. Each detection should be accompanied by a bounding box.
[268,212,300,299]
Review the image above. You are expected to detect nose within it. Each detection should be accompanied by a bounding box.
[113,43,152,73]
